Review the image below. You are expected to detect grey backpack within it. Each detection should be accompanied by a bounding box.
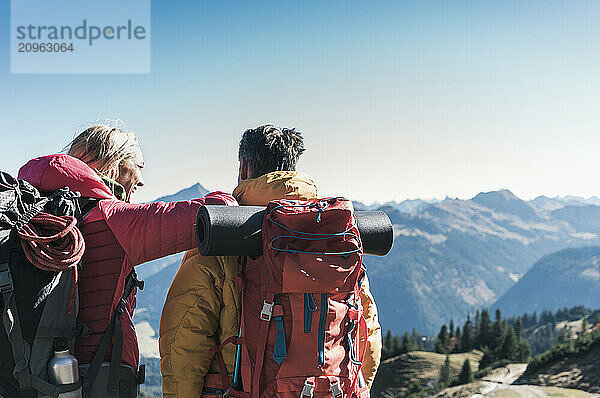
[0,171,93,397]
[1,171,144,398]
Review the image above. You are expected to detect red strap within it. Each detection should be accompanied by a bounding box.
[350,315,369,393]
[210,336,245,354]
[251,292,274,398]
[214,350,232,393]
[207,341,250,398]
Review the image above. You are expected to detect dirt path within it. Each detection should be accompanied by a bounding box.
[483,364,528,385]
[468,364,596,398]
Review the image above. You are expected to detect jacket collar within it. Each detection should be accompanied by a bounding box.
[18,154,116,200]
[101,176,127,201]
[232,171,318,206]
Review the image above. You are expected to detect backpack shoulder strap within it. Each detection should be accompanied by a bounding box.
[0,237,70,398]
[0,236,31,390]
[83,268,144,394]
[77,197,99,223]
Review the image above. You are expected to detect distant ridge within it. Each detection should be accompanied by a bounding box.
[153,183,209,203]
[472,189,542,221]
[353,199,438,214]
[531,195,600,212]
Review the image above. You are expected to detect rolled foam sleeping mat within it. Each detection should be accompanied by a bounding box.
[195,205,393,257]
[355,210,394,256]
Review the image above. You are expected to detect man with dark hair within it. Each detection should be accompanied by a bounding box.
[159,125,382,398]
[238,125,305,180]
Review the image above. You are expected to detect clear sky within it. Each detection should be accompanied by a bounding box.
[1,0,599,203]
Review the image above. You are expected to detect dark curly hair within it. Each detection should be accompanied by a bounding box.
[238,125,305,178]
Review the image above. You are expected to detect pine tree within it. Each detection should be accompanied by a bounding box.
[501,326,517,362]
[449,320,455,338]
[517,338,531,362]
[492,309,505,351]
[522,313,530,328]
[475,310,481,337]
[391,335,402,356]
[540,309,556,325]
[439,355,451,386]
[435,324,449,354]
[401,332,411,354]
[455,327,462,352]
[479,309,492,349]
[384,330,392,347]
[462,316,474,352]
[515,317,523,339]
[458,359,473,384]
[383,330,393,358]
[415,330,425,350]
[411,329,421,350]
[495,309,502,324]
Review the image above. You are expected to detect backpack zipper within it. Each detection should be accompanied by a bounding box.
[317,293,328,366]
[304,293,317,333]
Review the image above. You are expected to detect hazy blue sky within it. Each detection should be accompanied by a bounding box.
[1,1,599,203]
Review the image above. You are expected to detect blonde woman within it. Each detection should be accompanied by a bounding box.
[17,125,237,397]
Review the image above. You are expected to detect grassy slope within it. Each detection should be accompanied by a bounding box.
[371,350,483,397]
[516,344,600,393]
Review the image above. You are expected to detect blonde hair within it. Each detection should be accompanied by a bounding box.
[67,124,141,181]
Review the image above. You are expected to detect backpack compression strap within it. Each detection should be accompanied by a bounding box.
[252,292,277,398]
[83,269,144,394]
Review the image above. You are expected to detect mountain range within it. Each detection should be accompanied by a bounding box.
[492,246,600,317]
[133,186,600,342]
[366,189,600,334]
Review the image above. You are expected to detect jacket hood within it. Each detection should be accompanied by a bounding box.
[233,171,318,206]
[18,154,115,200]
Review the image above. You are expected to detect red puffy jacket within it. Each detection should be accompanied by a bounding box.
[18,154,236,369]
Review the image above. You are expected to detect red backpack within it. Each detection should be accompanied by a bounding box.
[208,198,369,398]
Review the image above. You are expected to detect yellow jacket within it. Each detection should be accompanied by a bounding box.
[159,172,382,397]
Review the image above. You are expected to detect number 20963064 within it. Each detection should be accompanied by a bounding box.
[18,42,74,52]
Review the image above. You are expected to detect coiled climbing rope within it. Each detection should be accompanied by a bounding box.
[17,212,85,313]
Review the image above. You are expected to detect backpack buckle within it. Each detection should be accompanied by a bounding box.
[301,379,315,398]
[0,267,14,293]
[330,380,343,398]
[260,301,274,321]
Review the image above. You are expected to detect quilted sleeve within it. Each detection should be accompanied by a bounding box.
[100,192,237,266]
